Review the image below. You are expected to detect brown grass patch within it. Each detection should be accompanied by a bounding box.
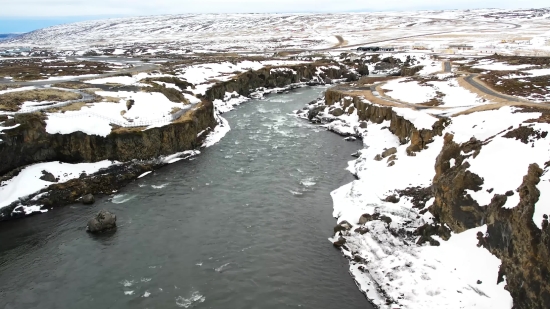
[0,58,114,81]
[49,102,87,113]
[51,82,92,89]
[0,89,82,111]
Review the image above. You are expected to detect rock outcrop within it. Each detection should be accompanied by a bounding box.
[430,134,485,232]
[480,164,550,309]
[81,194,95,205]
[323,88,448,155]
[429,134,550,308]
[0,100,216,175]
[87,209,116,233]
[203,63,353,102]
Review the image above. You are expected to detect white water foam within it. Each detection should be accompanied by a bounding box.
[121,280,135,287]
[175,291,206,308]
[111,194,136,204]
[151,183,169,189]
[300,177,316,187]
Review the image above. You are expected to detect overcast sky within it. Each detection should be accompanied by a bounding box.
[1,0,548,32]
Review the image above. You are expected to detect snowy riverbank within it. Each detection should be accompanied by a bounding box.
[301,75,550,308]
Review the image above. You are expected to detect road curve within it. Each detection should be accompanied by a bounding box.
[463,74,524,103]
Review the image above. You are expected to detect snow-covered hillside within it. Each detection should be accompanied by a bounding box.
[2,8,549,53]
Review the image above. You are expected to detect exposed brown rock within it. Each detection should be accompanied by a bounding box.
[503,125,548,144]
[479,164,550,309]
[430,134,485,232]
[0,101,216,176]
[324,88,447,156]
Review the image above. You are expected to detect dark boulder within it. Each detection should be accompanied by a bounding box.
[334,220,353,234]
[359,213,373,225]
[333,237,347,247]
[87,210,117,234]
[308,105,326,121]
[330,108,345,117]
[81,194,95,205]
[39,170,57,183]
[384,194,400,204]
[381,147,397,158]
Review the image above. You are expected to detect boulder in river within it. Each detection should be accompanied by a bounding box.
[87,210,117,234]
[81,194,95,205]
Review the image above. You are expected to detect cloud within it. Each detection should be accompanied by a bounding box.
[1,0,549,17]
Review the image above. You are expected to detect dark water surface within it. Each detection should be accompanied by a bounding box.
[0,87,372,309]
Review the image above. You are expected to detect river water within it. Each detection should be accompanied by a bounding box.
[0,87,372,309]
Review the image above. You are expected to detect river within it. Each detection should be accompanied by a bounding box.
[0,86,373,309]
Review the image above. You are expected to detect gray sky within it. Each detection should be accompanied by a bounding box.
[2,0,549,16]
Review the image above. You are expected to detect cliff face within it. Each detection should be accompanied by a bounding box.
[431,135,550,309]
[324,88,447,155]
[318,84,550,308]
[204,64,353,101]
[430,134,485,232]
[0,100,216,175]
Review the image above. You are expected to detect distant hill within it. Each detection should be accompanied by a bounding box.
[0,34,19,41]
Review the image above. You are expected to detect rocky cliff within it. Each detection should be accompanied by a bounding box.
[323,88,447,155]
[309,84,550,309]
[204,63,355,101]
[0,100,216,175]
[432,134,550,309]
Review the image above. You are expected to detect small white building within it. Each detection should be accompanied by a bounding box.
[448,44,474,51]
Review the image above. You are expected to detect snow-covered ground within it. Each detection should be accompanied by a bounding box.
[0,160,116,215]
[323,100,549,308]
[2,8,549,57]
[382,79,437,104]
[45,91,189,136]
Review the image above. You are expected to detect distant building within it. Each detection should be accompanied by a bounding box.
[412,44,428,50]
[448,44,474,51]
[356,46,395,52]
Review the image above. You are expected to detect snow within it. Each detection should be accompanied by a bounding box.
[0,123,20,141]
[428,78,489,107]
[467,135,540,208]
[1,8,548,61]
[418,61,442,75]
[177,60,305,95]
[392,106,438,130]
[0,160,115,210]
[138,171,152,179]
[472,62,533,71]
[447,106,540,143]
[507,68,550,78]
[0,86,36,95]
[45,91,187,136]
[381,79,436,104]
[86,76,138,85]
